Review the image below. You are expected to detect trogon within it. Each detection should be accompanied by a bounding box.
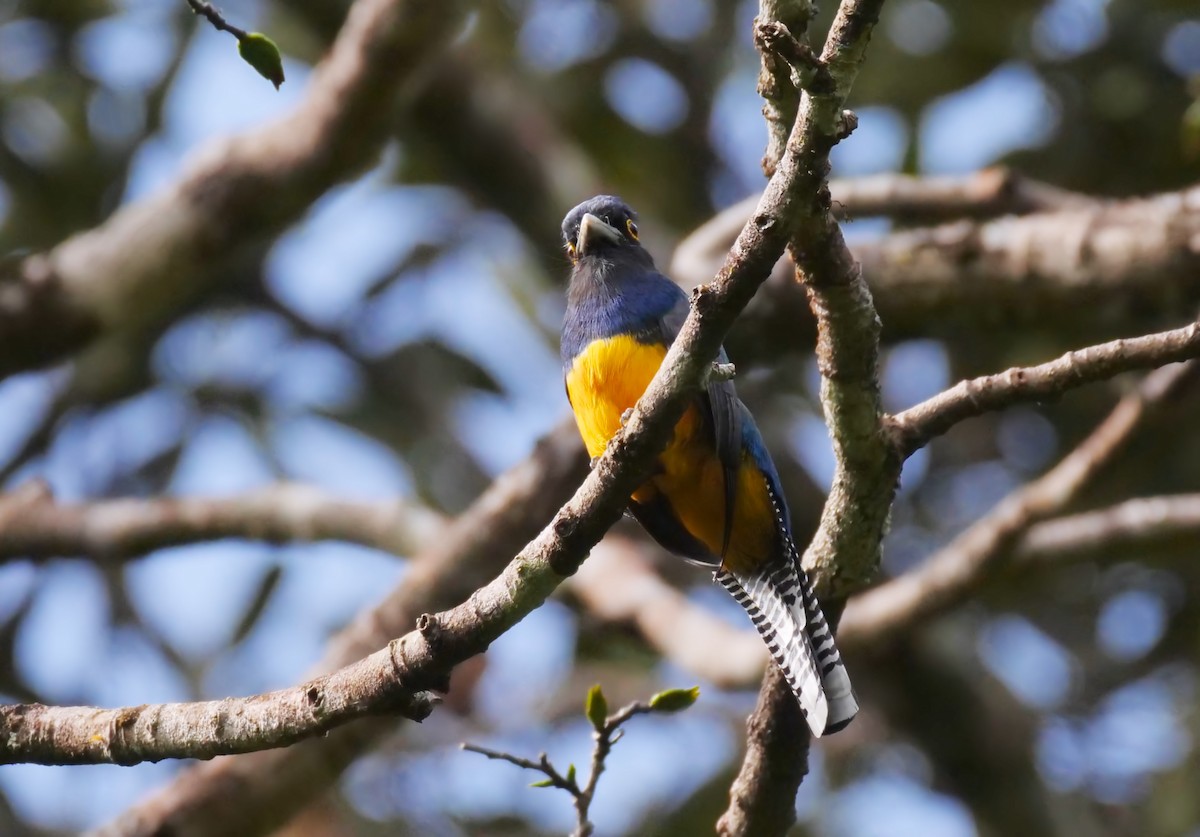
[559,195,858,737]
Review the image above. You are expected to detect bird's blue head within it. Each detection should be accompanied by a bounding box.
[561,195,645,263]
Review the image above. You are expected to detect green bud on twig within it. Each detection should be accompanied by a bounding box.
[648,686,700,713]
[584,684,608,731]
[237,32,285,89]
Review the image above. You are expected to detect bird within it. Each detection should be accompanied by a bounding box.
[559,195,858,737]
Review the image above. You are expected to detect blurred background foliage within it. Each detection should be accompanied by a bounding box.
[1,0,1200,834]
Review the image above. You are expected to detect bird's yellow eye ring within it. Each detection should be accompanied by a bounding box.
[626,218,639,240]
[566,240,577,261]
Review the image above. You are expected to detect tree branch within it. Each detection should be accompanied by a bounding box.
[671,181,1200,349]
[722,0,889,833]
[890,321,1200,456]
[3,21,856,766]
[0,0,467,380]
[185,0,249,40]
[99,421,587,837]
[717,664,812,837]
[0,482,444,564]
[1016,493,1200,564]
[842,361,1199,645]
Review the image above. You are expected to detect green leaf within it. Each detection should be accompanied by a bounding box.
[648,686,700,713]
[584,684,608,731]
[530,778,555,788]
[237,32,285,89]
[566,763,577,785]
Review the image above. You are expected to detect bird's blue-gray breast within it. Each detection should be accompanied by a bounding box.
[560,267,685,369]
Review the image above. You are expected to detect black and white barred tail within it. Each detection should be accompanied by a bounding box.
[715,492,858,736]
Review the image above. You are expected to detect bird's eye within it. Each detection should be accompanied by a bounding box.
[626,219,639,240]
[566,240,577,261]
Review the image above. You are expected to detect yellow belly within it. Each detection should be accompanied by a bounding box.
[565,335,776,573]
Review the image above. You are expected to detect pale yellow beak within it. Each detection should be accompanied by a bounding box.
[577,212,622,255]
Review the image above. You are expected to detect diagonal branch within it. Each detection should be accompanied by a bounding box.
[1,38,853,767]
[572,491,1200,691]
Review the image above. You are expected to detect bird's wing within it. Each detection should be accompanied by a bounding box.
[658,295,743,557]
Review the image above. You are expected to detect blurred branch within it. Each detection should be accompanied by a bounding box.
[0,0,467,381]
[573,491,1200,695]
[0,481,444,563]
[1017,493,1200,564]
[842,361,1199,645]
[672,180,1200,347]
[890,322,1200,456]
[832,167,1092,221]
[100,421,587,836]
[567,537,767,688]
[676,169,1088,248]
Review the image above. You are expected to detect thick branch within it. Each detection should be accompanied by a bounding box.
[1,676,441,766]
[4,40,845,766]
[890,321,1200,456]
[716,666,810,837]
[0,0,466,380]
[722,0,888,834]
[671,181,1200,349]
[0,482,444,563]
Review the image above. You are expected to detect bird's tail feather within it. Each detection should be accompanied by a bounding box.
[716,553,858,737]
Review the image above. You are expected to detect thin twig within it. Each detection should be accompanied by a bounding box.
[575,701,656,832]
[184,0,249,40]
[460,745,579,795]
[463,698,660,837]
